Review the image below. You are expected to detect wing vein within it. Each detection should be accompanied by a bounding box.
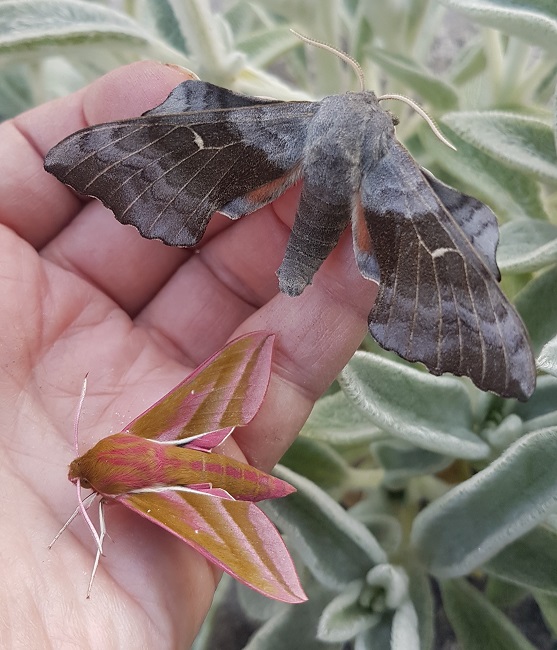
[83,126,181,191]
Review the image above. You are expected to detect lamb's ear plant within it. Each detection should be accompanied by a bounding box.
[4,0,557,647]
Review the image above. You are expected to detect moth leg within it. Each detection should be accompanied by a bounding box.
[86,498,107,599]
[277,182,351,296]
[48,492,97,549]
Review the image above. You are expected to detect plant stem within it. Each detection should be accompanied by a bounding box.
[169,0,234,82]
[347,467,384,490]
[499,38,529,105]
[310,0,344,95]
[483,27,505,105]
[518,55,557,105]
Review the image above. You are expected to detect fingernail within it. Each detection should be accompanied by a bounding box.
[163,63,200,80]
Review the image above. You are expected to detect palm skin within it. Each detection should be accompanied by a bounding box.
[0,61,376,647]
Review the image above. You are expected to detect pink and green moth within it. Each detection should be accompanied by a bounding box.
[50,331,306,603]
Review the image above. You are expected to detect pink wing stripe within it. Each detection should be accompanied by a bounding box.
[183,427,233,452]
[121,490,306,603]
[125,332,274,442]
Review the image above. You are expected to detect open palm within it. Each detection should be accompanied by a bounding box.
[0,61,375,647]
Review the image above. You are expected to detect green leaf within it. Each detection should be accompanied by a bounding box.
[407,565,435,650]
[349,512,402,556]
[279,437,351,490]
[233,64,310,101]
[514,376,557,431]
[391,600,420,650]
[237,26,296,68]
[365,564,410,610]
[446,37,487,85]
[318,581,379,643]
[422,124,548,222]
[352,14,374,66]
[318,566,419,647]
[301,390,382,444]
[372,440,452,490]
[515,265,557,354]
[486,576,528,608]
[411,427,557,577]
[439,0,557,56]
[484,414,524,451]
[244,583,341,650]
[554,83,557,149]
[142,0,188,54]
[535,61,557,105]
[484,526,557,594]
[354,614,393,650]
[538,335,557,378]
[441,579,537,650]
[0,62,33,118]
[534,591,557,637]
[265,466,387,589]
[0,0,155,60]
[443,111,557,185]
[236,578,285,624]
[339,352,488,460]
[38,56,86,102]
[357,1,430,52]
[369,47,458,109]
[498,221,557,274]
[224,1,267,39]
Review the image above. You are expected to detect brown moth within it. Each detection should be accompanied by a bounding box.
[44,37,536,401]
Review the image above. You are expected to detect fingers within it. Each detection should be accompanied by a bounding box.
[5,58,377,476]
[37,60,292,316]
[39,61,199,313]
[134,189,301,362]
[231,229,377,471]
[0,94,82,249]
[2,61,192,249]
[133,187,376,470]
[41,181,297,318]
[42,200,190,316]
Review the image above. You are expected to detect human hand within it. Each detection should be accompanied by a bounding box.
[0,61,375,647]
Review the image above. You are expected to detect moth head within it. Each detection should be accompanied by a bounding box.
[68,455,91,489]
[384,110,400,127]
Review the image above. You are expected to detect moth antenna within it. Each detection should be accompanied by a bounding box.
[74,373,89,454]
[86,499,107,598]
[71,373,103,553]
[378,93,457,151]
[290,29,365,91]
[50,378,103,564]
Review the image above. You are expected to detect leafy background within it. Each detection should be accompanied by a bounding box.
[3,0,557,648]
